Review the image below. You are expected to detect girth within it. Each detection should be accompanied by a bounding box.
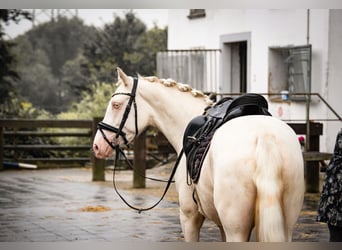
[183,93,271,183]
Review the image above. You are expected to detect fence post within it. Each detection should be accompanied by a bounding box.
[133,131,146,188]
[287,122,323,193]
[92,117,105,181]
[305,122,322,193]
[0,125,3,170]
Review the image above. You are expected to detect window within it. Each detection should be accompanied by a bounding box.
[187,9,206,19]
[268,45,312,101]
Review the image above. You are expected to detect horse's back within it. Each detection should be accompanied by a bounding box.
[211,115,302,163]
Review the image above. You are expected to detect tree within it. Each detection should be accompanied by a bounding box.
[60,54,91,103]
[83,12,167,79]
[125,25,167,75]
[83,11,147,79]
[26,16,93,77]
[11,16,97,113]
[0,9,31,27]
[11,35,60,113]
[4,10,168,116]
[0,9,32,105]
[0,38,18,102]
[58,82,114,119]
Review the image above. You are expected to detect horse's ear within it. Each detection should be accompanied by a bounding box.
[117,67,129,86]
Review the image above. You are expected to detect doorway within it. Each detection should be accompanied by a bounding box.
[220,32,250,93]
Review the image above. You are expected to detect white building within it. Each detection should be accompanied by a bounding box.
[159,9,342,153]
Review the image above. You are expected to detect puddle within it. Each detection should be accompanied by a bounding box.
[79,205,111,212]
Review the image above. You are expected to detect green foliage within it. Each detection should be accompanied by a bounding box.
[0,92,51,119]
[84,12,146,66]
[0,9,32,27]
[60,54,92,105]
[51,82,114,146]
[83,11,167,78]
[0,40,18,103]
[25,17,92,77]
[10,35,60,113]
[58,81,114,119]
[126,25,168,75]
[4,10,167,118]
[10,17,97,114]
[0,9,32,106]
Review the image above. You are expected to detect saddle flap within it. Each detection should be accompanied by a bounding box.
[183,115,207,155]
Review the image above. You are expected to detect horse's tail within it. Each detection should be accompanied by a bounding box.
[254,134,286,242]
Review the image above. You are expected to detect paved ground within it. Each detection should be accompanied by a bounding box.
[0,165,329,242]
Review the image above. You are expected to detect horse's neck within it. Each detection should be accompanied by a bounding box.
[141,82,207,153]
[153,98,206,153]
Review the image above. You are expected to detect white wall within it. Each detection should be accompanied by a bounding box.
[326,10,342,151]
[168,9,339,152]
[168,10,248,49]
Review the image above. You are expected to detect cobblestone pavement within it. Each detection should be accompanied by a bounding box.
[0,166,329,242]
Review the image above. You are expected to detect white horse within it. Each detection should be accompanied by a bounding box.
[93,68,305,242]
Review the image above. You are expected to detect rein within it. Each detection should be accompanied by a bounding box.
[113,147,183,213]
[97,77,183,213]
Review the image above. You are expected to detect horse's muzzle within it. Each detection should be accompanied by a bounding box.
[93,130,117,158]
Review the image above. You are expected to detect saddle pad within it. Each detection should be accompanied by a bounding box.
[184,93,271,183]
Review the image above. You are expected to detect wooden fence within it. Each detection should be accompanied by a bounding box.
[0,118,173,183]
[288,122,331,193]
[0,118,106,181]
[0,118,331,192]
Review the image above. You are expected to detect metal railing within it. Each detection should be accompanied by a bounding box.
[157,49,221,92]
[215,92,342,122]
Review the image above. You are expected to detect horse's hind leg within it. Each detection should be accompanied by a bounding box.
[217,205,254,241]
[214,180,255,241]
[219,225,226,241]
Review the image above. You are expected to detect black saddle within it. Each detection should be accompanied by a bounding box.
[183,93,271,183]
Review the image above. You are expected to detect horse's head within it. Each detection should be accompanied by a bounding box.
[93,68,150,158]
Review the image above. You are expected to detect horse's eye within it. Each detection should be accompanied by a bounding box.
[112,102,121,110]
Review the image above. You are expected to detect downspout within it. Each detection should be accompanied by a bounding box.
[305,9,311,152]
[306,9,310,45]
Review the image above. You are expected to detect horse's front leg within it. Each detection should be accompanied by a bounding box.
[175,160,205,241]
[177,180,204,241]
[179,203,205,242]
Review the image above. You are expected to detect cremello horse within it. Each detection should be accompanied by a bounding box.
[93,68,305,242]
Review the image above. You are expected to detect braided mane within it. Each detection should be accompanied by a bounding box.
[141,76,213,106]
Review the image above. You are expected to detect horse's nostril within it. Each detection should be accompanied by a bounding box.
[93,144,99,152]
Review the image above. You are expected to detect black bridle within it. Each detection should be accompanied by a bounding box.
[96,77,183,213]
[97,78,139,148]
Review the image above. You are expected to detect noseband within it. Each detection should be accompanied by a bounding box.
[97,78,139,148]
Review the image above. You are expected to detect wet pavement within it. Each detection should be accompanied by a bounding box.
[0,165,329,242]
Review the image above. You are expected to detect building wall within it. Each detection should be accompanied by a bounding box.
[167,9,339,152]
[326,10,342,150]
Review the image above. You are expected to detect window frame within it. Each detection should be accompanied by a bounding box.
[187,9,206,19]
[268,44,312,102]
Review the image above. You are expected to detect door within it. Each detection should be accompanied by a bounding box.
[221,39,248,94]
